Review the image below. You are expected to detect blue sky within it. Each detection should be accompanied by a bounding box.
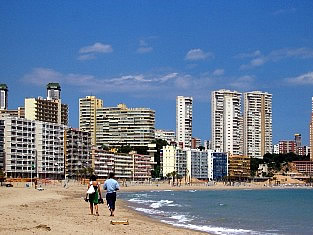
[1,1,313,145]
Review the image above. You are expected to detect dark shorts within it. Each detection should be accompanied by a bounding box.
[106,192,117,210]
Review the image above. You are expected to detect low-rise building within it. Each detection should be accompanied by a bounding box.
[228,155,250,180]
[293,161,313,176]
[155,129,176,143]
[92,147,155,181]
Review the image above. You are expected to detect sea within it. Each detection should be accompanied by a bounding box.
[119,188,313,235]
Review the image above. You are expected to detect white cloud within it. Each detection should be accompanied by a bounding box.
[79,42,113,54]
[213,69,225,76]
[77,54,97,61]
[22,68,258,101]
[286,72,313,85]
[185,49,214,61]
[78,42,113,60]
[239,48,313,70]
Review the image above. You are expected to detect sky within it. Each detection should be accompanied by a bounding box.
[1,1,313,145]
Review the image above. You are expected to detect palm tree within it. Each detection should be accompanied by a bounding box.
[166,173,171,184]
[171,171,177,186]
[86,167,94,178]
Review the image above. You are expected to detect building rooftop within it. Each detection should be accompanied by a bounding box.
[47,83,61,90]
[0,84,8,90]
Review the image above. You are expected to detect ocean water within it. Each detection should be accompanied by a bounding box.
[120,189,313,235]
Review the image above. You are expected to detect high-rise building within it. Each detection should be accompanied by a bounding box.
[176,96,193,149]
[64,128,91,179]
[24,97,68,125]
[211,90,242,155]
[0,116,66,178]
[79,96,103,146]
[96,103,155,147]
[0,84,8,110]
[47,83,61,100]
[243,91,272,158]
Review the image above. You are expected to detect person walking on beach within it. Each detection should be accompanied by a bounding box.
[85,175,102,216]
[103,172,120,216]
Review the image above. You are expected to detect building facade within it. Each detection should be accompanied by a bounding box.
[96,104,155,147]
[243,91,272,158]
[79,96,103,146]
[176,96,193,149]
[228,155,251,180]
[211,90,242,155]
[92,147,154,181]
[0,116,36,178]
[279,140,297,154]
[155,129,176,144]
[25,97,68,125]
[210,152,228,181]
[293,161,313,176]
[35,121,66,179]
[65,128,91,179]
[0,115,67,179]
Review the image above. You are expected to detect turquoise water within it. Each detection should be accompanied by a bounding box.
[120,189,313,235]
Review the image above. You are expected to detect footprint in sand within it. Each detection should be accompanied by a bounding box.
[35,224,51,231]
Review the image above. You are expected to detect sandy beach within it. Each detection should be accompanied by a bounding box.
[0,181,307,235]
[0,182,213,235]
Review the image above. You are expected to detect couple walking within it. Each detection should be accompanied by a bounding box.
[86,172,120,216]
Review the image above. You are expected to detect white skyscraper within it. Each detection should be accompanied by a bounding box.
[243,91,272,158]
[211,90,242,155]
[176,96,193,149]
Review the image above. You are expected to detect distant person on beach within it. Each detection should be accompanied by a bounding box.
[103,172,120,216]
[85,175,102,216]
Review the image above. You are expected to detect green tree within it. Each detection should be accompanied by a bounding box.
[118,145,132,154]
[151,139,168,178]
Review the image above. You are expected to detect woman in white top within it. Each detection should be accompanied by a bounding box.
[85,175,102,216]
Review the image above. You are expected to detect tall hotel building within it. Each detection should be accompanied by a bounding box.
[243,91,272,158]
[96,104,155,147]
[79,96,103,146]
[211,90,242,155]
[176,96,193,149]
[24,83,68,125]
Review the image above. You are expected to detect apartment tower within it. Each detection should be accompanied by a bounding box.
[243,91,272,158]
[79,96,103,146]
[0,84,8,110]
[211,90,242,155]
[176,96,193,149]
[96,103,155,147]
[24,97,68,125]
